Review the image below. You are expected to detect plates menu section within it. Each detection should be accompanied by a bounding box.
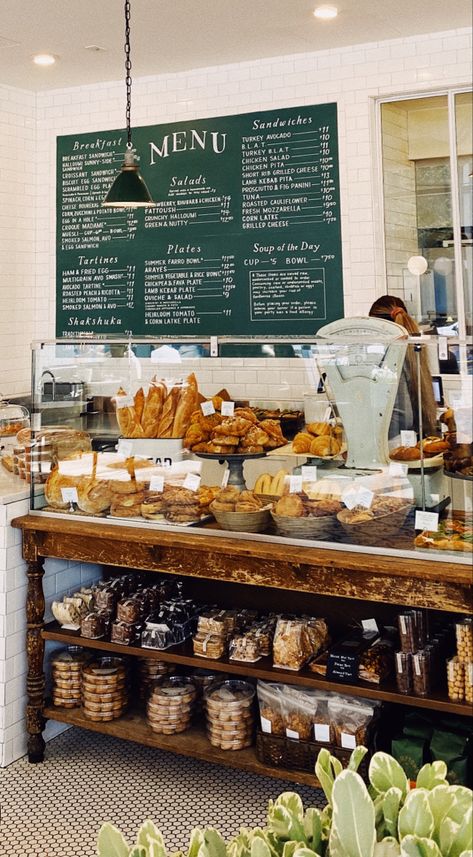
[56,104,343,336]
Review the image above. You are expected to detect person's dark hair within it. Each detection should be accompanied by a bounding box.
[369,295,437,435]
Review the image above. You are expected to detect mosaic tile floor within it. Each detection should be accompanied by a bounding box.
[0,728,324,856]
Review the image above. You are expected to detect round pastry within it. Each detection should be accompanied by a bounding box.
[45,468,81,510]
[141,495,166,519]
[274,494,305,517]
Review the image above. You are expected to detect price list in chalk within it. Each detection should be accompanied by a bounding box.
[57,103,343,336]
[241,123,337,230]
[143,243,236,329]
[59,255,137,327]
[59,139,139,251]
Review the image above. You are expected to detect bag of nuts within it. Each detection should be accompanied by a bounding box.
[281,686,318,742]
[328,697,376,750]
[256,680,285,736]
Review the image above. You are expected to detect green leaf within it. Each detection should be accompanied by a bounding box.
[439,817,458,856]
[445,787,473,824]
[427,786,457,845]
[251,839,272,857]
[303,808,322,851]
[315,749,340,807]
[97,823,130,857]
[329,770,376,857]
[203,829,228,857]
[383,788,403,839]
[274,794,304,822]
[373,839,401,857]
[459,852,473,857]
[293,849,321,857]
[398,791,434,840]
[267,794,305,842]
[449,808,473,857]
[369,753,409,799]
[282,844,302,857]
[129,849,147,857]
[416,763,448,792]
[188,830,205,857]
[399,836,442,857]
[348,746,368,773]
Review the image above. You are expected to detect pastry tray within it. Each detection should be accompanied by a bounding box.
[389,453,444,471]
[444,469,473,482]
[267,442,347,462]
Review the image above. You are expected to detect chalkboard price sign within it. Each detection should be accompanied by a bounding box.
[56,104,343,337]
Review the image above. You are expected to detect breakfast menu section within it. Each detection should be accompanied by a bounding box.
[56,104,343,336]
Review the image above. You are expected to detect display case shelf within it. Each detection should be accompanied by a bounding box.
[42,704,320,788]
[42,622,472,717]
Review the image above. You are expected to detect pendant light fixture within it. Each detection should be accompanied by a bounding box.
[102,0,156,208]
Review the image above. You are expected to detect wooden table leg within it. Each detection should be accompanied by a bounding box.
[25,557,46,763]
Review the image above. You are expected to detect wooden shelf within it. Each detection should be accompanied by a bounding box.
[42,704,320,788]
[42,622,472,717]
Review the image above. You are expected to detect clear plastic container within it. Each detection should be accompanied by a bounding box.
[0,399,29,438]
[395,651,413,695]
[398,612,418,653]
[466,662,473,704]
[447,656,464,702]
[456,618,473,664]
[412,650,431,697]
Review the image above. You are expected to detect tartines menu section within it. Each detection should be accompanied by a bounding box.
[56,104,343,336]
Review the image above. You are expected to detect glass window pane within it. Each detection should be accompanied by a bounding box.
[455,91,473,337]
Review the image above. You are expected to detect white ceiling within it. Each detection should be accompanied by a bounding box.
[0,0,471,91]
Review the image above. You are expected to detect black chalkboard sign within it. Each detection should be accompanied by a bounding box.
[56,104,343,337]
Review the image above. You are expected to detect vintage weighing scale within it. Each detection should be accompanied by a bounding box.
[315,318,449,511]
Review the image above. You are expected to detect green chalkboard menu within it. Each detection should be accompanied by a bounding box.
[56,104,343,337]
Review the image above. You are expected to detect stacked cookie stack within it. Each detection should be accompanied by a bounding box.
[51,646,89,708]
[82,657,128,722]
[204,680,255,750]
[146,676,197,734]
[138,657,173,700]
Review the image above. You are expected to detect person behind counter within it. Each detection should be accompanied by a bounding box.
[369,295,438,438]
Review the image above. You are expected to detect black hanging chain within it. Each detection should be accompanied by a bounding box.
[124,0,133,149]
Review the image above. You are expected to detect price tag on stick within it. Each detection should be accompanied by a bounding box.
[183,473,201,492]
[221,401,235,417]
[201,401,215,417]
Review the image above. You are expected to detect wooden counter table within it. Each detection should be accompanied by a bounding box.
[12,514,473,779]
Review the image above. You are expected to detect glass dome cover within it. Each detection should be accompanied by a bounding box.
[0,395,29,437]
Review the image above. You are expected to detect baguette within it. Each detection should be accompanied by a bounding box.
[141,380,166,438]
[114,387,139,438]
[171,373,198,438]
[157,386,181,438]
[134,387,145,426]
[270,469,287,496]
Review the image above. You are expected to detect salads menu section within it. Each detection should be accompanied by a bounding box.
[56,104,343,336]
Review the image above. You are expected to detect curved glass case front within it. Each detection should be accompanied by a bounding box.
[15,335,472,563]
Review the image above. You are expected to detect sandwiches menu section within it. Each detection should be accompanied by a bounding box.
[56,104,343,336]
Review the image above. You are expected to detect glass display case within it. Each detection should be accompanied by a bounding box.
[11,331,472,562]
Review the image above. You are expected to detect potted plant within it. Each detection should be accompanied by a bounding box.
[97,747,472,857]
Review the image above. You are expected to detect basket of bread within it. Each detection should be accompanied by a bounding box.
[337,495,413,546]
[209,486,272,532]
[114,373,199,439]
[271,492,342,539]
[185,406,287,455]
[292,421,344,458]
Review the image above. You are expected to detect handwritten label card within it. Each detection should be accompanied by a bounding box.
[149,476,165,493]
[401,430,417,448]
[201,401,215,417]
[221,401,235,417]
[61,487,78,504]
[415,510,439,532]
[183,473,201,492]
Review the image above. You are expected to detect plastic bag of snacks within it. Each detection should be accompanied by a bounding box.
[281,686,318,741]
[328,697,376,750]
[312,691,335,743]
[256,681,285,736]
[273,618,313,671]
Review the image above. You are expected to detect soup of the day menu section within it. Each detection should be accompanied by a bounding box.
[56,103,343,337]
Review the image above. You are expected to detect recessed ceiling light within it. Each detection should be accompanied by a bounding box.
[313,5,338,19]
[33,53,57,66]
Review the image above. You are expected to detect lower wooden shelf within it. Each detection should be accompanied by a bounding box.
[42,622,472,717]
[43,704,320,788]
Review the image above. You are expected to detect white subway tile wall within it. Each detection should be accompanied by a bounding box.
[0,498,103,766]
[0,28,471,397]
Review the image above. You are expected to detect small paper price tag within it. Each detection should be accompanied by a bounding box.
[415,510,439,532]
[261,716,272,734]
[201,401,215,416]
[400,430,417,448]
[61,487,78,504]
[118,440,133,458]
[314,723,330,742]
[389,462,409,477]
[342,485,374,510]
[301,466,318,483]
[220,401,235,417]
[286,729,300,740]
[362,618,379,634]
[221,469,230,487]
[438,337,448,361]
[289,475,303,493]
[341,733,357,750]
[183,473,201,492]
[116,395,134,409]
[149,476,164,493]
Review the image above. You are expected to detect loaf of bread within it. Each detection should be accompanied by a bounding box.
[77,477,112,515]
[157,386,181,438]
[171,373,198,438]
[141,380,166,438]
